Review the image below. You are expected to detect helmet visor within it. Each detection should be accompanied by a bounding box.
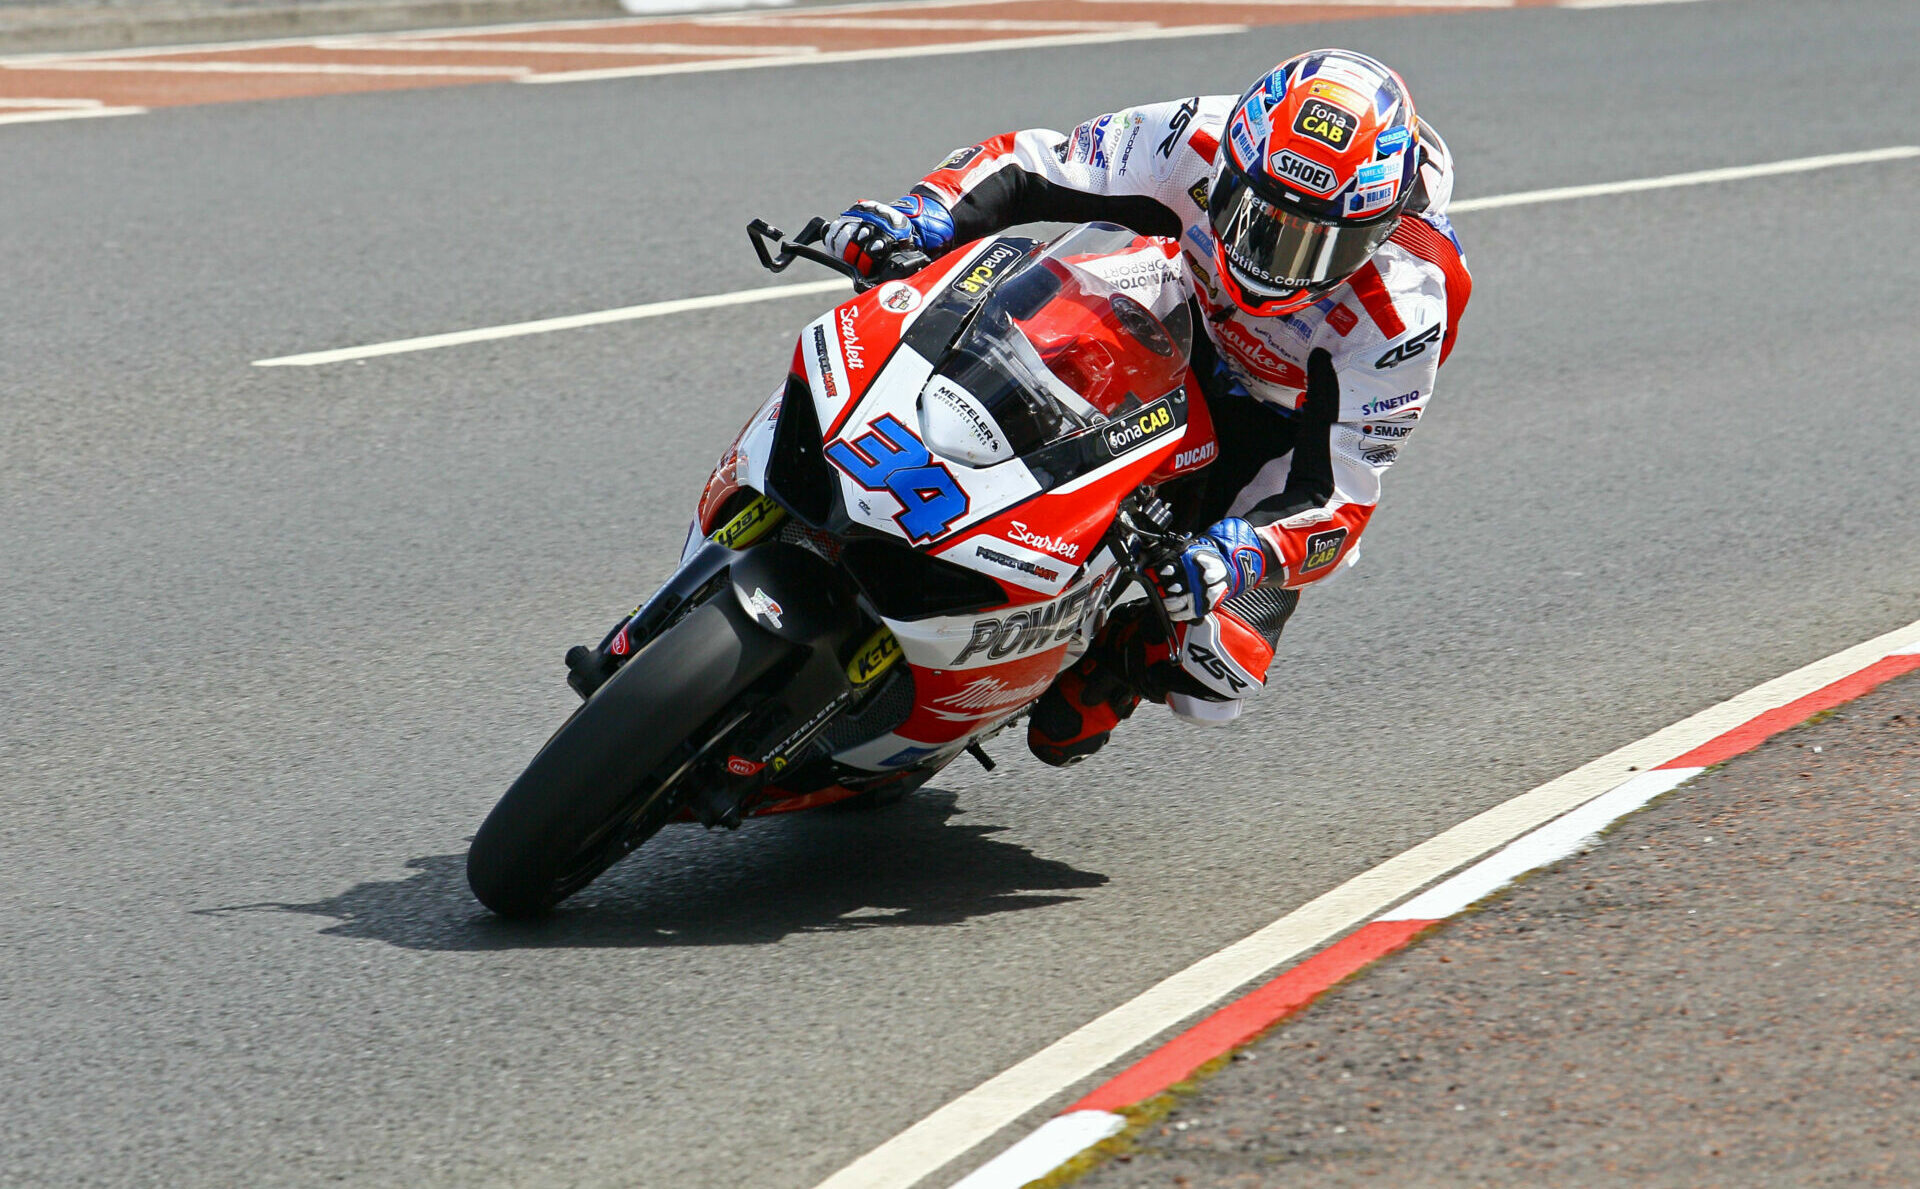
[1208,169,1399,296]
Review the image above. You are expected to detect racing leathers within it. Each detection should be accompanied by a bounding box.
[866,96,1472,741]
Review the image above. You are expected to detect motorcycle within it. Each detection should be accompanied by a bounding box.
[466,219,1222,917]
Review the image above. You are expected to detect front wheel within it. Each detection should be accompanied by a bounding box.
[466,598,791,917]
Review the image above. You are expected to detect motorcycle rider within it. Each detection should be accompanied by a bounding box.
[822,48,1472,766]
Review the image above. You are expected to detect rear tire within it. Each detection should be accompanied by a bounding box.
[467,599,790,918]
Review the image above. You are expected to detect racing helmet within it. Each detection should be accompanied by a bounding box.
[1209,49,1421,317]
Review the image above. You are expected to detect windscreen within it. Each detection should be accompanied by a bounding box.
[917,226,1193,467]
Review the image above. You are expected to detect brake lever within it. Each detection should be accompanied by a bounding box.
[746,217,875,292]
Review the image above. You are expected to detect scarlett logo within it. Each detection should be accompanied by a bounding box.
[1006,520,1080,560]
[746,587,784,629]
[838,307,864,369]
[1270,150,1337,195]
[877,282,922,314]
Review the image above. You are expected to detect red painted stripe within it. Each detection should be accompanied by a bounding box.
[1070,918,1433,1113]
[1658,652,1920,770]
[1344,260,1405,338]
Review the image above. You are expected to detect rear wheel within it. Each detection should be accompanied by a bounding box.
[467,598,791,917]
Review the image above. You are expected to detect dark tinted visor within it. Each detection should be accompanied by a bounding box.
[1208,169,1399,296]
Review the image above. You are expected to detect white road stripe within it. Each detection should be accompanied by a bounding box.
[516,25,1246,84]
[1379,767,1702,922]
[1074,0,1515,7]
[10,60,531,76]
[0,104,146,124]
[814,616,1920,1189]
[1449,145,1920,212]
[696,17,1154,30]
[947,1112,1125,1189]
[252,279,849,367]
[252,146,1917,368]
[317,38,820,56]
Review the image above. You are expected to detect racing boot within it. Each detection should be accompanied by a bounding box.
[1027,605,1167,766]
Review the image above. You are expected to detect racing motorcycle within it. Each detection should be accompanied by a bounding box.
[466,219,1222,917]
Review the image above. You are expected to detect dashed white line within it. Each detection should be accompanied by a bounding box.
[251,146,1918,368]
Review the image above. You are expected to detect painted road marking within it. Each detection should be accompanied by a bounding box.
[817,615,1920,1189]
[1450,145,1920,212]
[0,0,1622,117]
[317,37,822,55]
[22,60,533,76]
[513,25,1246,85]
[0,96,146,123]
[251,145,1918,367]
[252,279,850,367]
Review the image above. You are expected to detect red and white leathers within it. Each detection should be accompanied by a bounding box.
[905,97,1471,719]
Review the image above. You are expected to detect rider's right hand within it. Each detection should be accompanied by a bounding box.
[824,195,951,280]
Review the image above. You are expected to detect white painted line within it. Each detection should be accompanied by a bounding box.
[10,59,531,76]
[700,17,1154,30]
[947,1112,1124,1189]
[618,0,795,12]
[0,105,146,124]
[1074,0,1513,7]
[319,37,819,56]
[1561,0,1713,7]
[1379,767,1702,922]
[812,614,1920,1189]
[251,278,849,367]
[1450,146,1920,212]
[0,95,109,107]
[517,25,1247,84]
[254,145,1916,368]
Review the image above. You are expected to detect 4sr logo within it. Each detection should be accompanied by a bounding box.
[1375,323,1443,369]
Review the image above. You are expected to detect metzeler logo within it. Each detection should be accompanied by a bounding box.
[1270,150,1338,195]
[1006,520,1079,560]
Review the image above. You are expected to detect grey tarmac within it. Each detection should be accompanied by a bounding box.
[1,2,1917,1187]
[1082,669,1920,1189]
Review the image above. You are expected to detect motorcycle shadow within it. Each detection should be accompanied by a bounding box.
[234,790,1107,950]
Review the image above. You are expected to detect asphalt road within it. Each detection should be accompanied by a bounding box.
[3,1,1917,1186]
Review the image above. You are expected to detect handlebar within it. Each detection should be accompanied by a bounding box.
[746,217,931,293]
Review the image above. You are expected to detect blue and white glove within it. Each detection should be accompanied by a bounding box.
[1150,518,1268,622]
[823,194,954,279]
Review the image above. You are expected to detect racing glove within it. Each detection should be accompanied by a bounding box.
[823,194,954,279]
[1149,518,1268,622]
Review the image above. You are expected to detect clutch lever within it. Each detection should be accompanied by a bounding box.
[746,217,876,293]
[1113,497,1186,645]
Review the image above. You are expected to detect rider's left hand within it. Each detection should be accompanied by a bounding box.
[1150,518,1268,622]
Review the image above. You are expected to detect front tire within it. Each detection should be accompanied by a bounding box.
[467,598,790,917]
